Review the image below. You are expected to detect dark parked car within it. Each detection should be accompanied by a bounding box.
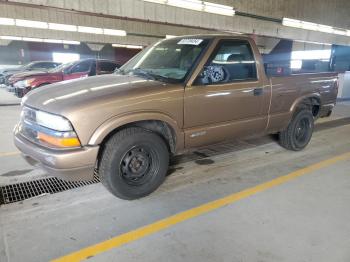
[1,61,61,88]
[12,59,119,97]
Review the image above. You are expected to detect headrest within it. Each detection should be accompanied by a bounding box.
[227,54,245,62]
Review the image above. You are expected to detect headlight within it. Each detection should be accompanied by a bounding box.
[15,80,26,89]
[15,78,35,89]
[36,110,72,131]
[20,107,81,148]
[24,78,35,87]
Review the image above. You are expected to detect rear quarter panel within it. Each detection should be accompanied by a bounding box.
[267,72,338,133]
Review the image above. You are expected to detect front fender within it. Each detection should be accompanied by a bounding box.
[88,111,185,152]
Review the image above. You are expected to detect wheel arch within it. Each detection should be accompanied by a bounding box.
[89,112,184,155]
[290,93,321,117]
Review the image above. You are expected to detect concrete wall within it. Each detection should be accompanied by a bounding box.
[331,45,350,72]
[338,72,350,99]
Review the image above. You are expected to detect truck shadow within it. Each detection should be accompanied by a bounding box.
[169,117,350,169]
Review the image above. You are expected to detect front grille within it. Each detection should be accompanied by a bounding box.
[0,175,100,205]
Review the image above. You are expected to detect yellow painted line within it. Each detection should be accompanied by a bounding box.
[52,151,350,262]
[0,151,20,157]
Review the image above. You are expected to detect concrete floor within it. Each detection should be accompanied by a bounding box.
[0,88,21,106]
[0,100,350,262]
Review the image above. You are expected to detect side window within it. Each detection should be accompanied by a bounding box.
[45,63,59,69]
[30,62,47,69]
[196,40,257,85]
[99,62,118,73]
[36,62,57,69]
[70,61,92,74]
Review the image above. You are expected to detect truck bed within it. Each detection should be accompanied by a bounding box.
[266,72,338,133]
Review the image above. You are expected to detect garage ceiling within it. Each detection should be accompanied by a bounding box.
[0,0,349,46]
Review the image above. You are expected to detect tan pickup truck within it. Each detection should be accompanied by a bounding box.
[14,35,338,199]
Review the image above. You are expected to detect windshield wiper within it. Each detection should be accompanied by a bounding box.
[127,68,156,80]
[117,68,178,83]
[149,73,174,83]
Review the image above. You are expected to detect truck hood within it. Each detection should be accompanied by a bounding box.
[24,74,167,114]
[23,74,183,145]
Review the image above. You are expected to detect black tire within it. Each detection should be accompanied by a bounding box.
[279,109,314,151]
[99,127,169,200]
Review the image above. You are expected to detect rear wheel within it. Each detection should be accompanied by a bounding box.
[279,109,314,151]
[99,127,169,200]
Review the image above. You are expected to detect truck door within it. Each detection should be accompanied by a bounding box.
[184,39,269,148]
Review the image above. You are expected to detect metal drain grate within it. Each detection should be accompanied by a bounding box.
[0,175,100,205]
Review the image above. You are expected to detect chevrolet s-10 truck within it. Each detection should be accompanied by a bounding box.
[14,35,338,199]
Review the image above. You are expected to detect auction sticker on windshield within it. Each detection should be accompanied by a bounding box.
[178,39,203,45]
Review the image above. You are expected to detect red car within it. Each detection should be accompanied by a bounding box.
[12,59,119,97]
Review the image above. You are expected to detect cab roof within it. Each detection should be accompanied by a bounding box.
[166,33,251,41]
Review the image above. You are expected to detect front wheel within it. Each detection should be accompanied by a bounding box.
[279,109,314,151]
[99,127,169,200]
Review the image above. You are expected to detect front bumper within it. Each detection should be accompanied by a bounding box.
[14,126,99,181]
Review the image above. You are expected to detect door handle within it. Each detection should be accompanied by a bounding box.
[253,88,263,96]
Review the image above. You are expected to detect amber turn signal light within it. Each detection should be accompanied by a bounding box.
[37,132,81,148]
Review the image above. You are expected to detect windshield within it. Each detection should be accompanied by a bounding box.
[49,61,75,73]
[119,37,210,83]
[21,62,36,70]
